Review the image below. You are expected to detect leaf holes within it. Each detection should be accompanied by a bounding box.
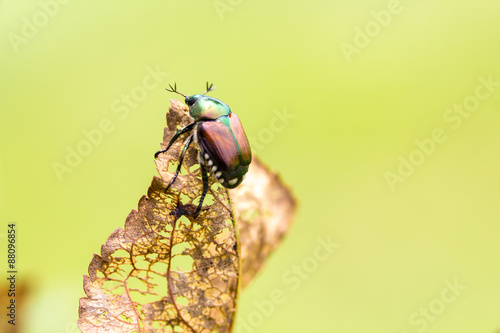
[170,255,195,273]
[171,241,191,256]
[175,295,189,306]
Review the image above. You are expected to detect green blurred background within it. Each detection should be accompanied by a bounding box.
[1,0,500,332]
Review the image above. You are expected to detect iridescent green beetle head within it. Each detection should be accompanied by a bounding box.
[184,94,204,107]
[166,82,231,120]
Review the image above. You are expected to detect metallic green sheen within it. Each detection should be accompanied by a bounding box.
[188,95,231,120]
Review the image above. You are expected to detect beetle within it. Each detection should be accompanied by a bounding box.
[155,82,252,216]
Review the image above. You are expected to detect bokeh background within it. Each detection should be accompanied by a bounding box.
[1,1,500,332]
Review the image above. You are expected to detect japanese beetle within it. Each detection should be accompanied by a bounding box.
[155,82,252,215]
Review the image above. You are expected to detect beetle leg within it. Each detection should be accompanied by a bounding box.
[154,122,196,159]
[164,135,194,194]
[195,161,210,217]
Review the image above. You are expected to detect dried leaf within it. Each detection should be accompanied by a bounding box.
[78,174,238,332]
[79,101,238,332]
[79,98,296,332]
[230,159,296,287]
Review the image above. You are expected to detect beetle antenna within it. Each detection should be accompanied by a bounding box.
[203,82,215,95]
[165,83,186,98]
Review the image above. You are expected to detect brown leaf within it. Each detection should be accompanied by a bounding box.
[230,159,296,288]
[79,100,238,332]
[78,175,238,332]
[79,98,295,332]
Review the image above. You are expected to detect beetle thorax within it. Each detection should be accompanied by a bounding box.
[189,96,231,121]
